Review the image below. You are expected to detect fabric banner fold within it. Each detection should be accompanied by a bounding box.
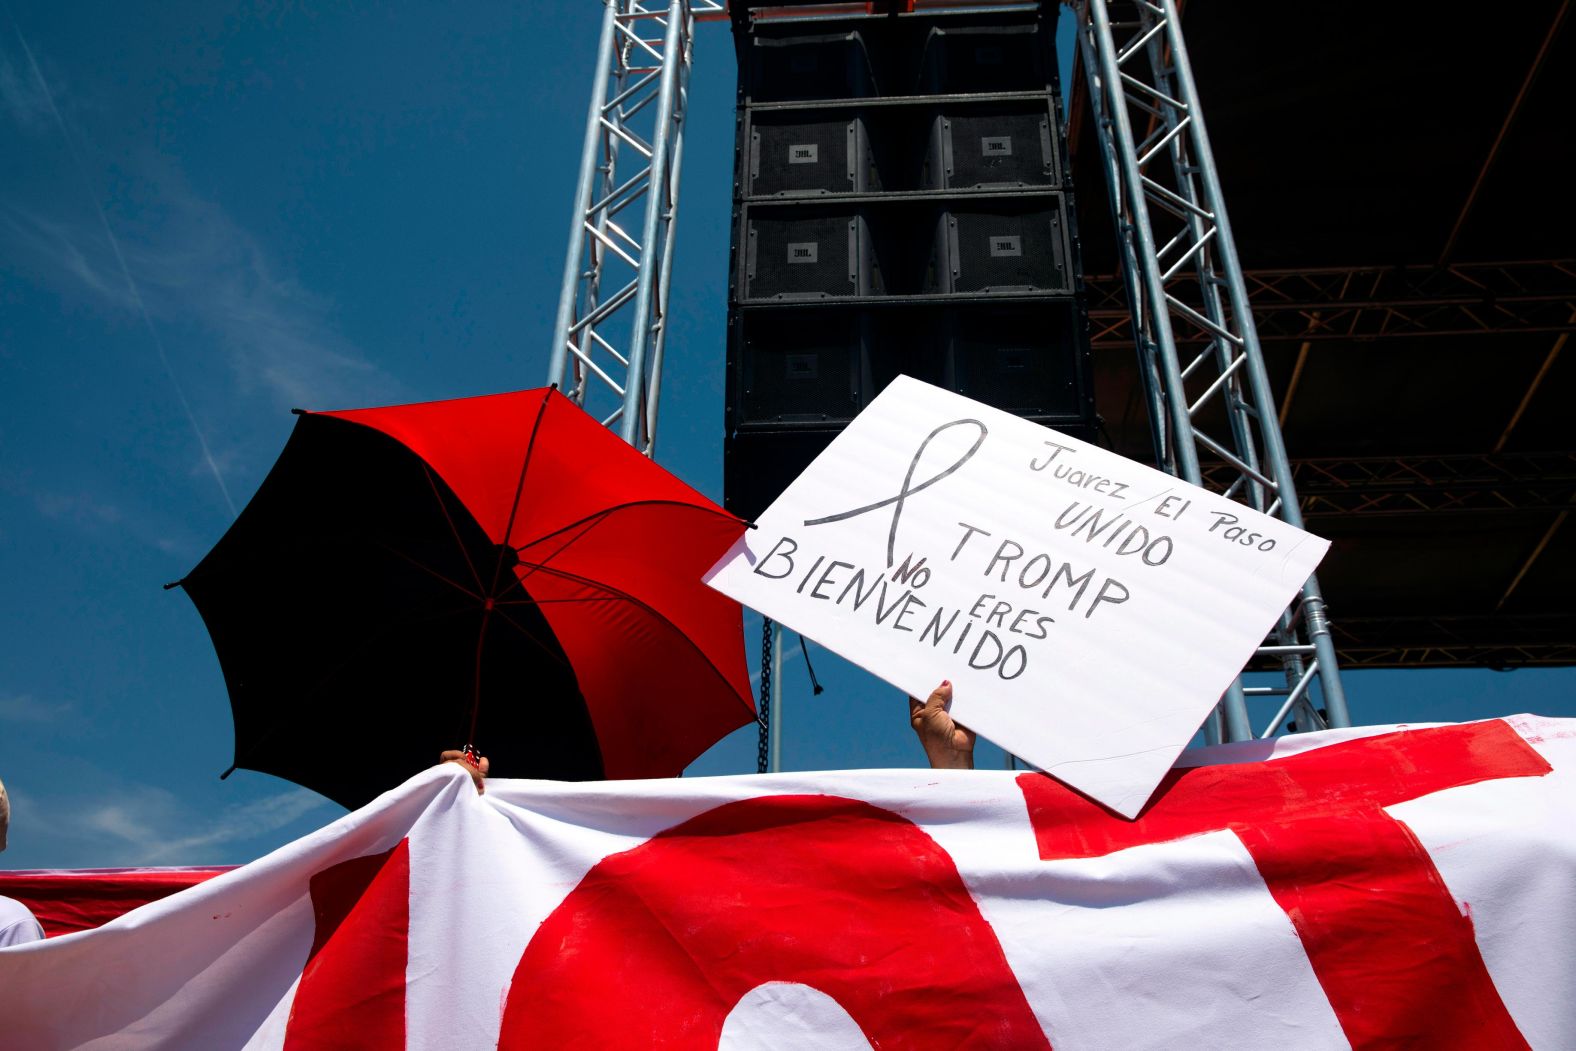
[2,716,1573,1049]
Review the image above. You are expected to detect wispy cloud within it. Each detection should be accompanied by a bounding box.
[22,485,199,557]
[0,692,75,724]
[32,488,123,526]
[0,29,399,505]
[138,788,331,863]
[120,178,398,410]
[4,190,398,420]
[0,39,50,133]
[6,23,237,516]
[12,781,333,867]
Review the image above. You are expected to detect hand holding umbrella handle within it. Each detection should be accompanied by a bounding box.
[439,748,490,794]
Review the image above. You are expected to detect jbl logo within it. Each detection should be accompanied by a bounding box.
[788,242,819,264]
[981,136,1013,156]
[789,144,819,165]
[989,236,1022,258]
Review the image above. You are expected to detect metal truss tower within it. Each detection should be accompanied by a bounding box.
[548,0,725,454]
[1071,0,1349,741]
[551,0,1354,746]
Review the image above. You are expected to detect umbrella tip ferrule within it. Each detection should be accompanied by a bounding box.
[219,763,236,780]
[163,579,185,591]
[290,407,306,415]
[746,520,760,530]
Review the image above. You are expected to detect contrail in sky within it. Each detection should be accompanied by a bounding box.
[9,18,238,518]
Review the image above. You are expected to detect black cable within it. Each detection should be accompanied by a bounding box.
[757,617,772,774]
[797,633,823,695]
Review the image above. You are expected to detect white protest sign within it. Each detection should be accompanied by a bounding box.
[706,375,1330,817]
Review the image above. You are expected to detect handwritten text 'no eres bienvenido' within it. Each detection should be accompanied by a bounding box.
[746,432,1290,682]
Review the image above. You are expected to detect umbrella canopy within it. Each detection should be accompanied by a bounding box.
[179,388,755,809]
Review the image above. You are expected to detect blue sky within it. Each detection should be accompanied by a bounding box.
[1,3,1571,870]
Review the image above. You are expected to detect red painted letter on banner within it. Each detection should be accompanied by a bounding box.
[499,795,1048,1049]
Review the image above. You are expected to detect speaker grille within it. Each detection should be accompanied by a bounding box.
[950,303,1086,417]
[739,313,862,424]
[749,113,864,197]
[937,107,1057,190]
[746,211,867,300]
[948,203,1070,294]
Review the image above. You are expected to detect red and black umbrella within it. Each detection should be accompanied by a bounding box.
[175,388,755,810]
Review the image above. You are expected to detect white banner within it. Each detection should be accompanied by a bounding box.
[2,716,1572,1049]
[706,376,1329,815]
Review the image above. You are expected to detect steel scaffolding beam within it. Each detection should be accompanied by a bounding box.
[1273,453,1576,519]
[1085,260,1576,348]
[1073,0,1350,742]
[549,0,725,453]
[1333,615,1576,669]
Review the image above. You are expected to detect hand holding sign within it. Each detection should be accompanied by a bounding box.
[706,376,1329,817]
[909,681,975,770]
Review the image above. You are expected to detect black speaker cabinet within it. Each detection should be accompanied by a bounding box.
[729,301,1086,429]
[947,302,1090,419]
[927,104,1060,190]
[730,308,951,428]
[727,7,1085,523]
[747,111,872,197]
[724,428,841,521]
[734,311,864,426]
[743,208,876,300]
[747,29,877,103]
[939,199,1072,294]
[918,22,1049,95]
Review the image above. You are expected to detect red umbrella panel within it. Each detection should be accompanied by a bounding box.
[179,388,755,810]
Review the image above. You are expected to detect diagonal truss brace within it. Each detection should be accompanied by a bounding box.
[548,0,724,454]
[1072,0,1351,743]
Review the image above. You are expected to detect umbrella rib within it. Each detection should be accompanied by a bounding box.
[509,559,758,722]
[494,595,624,606]
[512,512,613,590]
[376,542,484,602]
[489,388,556,597]
[485,605,577,671]
[519,499,747,554]
[422,464,484,594]
[511,499,747,593]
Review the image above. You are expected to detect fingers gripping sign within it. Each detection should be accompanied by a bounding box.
[909,681,976,771]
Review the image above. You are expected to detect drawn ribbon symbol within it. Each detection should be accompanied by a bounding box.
[804,418,988,567]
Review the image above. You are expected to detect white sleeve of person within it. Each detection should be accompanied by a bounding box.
[0,895,44,947]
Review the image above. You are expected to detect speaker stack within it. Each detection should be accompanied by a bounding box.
[724,3,1095,520]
